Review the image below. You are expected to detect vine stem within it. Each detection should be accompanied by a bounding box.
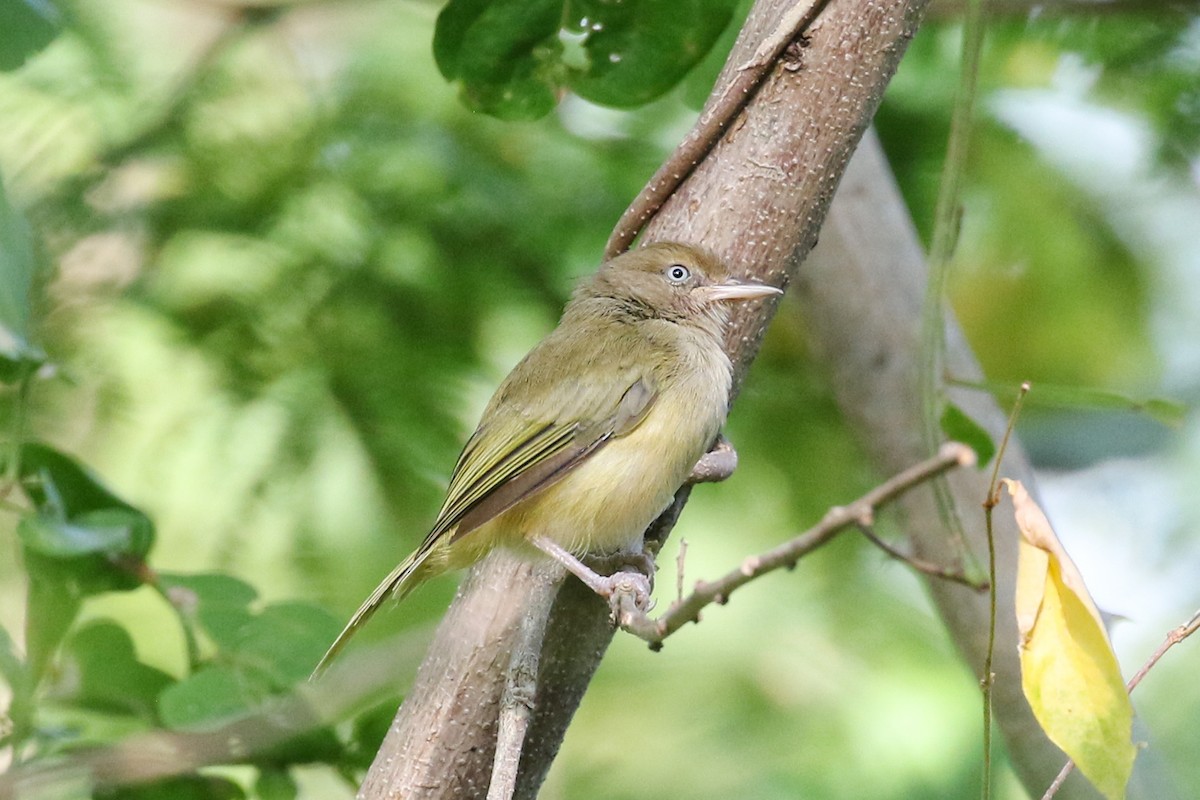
[980,381,1029,798]
[604,0,831,258]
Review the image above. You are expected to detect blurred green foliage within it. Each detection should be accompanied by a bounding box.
[0,0,1196,798]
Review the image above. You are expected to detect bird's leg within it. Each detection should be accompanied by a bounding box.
[488,565,558,800]
[530,536,653,613]
[687,434,738,484]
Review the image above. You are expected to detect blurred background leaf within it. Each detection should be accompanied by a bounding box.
[0,0,63,72]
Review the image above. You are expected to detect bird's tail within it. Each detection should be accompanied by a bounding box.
[310,542,439,678]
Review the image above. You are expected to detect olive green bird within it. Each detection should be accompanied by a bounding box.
[315,242,780,672]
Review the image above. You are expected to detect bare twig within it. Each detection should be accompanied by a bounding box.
[854,521,983,588]
[614,442,976,647]
[603,0,832,258]
[675,539,688,605]
[1041,607,1200,800]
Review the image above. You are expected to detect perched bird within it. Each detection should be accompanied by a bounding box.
[316,242,780,672]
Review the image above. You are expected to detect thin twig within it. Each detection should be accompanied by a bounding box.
[1041,607,1200,800]
[603,0,831,258]
[854,522,984,588]
[676,539,688,606]
[614,443,977,647]
[980,380,1029,799]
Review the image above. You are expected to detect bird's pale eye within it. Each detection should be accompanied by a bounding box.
[665,264,691,284]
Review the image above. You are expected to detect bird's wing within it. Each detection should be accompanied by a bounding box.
[439,374,656,545]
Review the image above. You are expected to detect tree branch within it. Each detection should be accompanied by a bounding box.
[614,443,976,646]
[603,0,832,258]
[360,0,941,795]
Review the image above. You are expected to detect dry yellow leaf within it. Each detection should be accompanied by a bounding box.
[1004,479,1135,800]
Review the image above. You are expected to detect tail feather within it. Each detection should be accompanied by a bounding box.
[310,544,438,678]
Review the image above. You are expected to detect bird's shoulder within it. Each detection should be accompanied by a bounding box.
[486,315,673,425]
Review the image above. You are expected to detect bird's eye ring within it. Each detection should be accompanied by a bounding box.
[665,264,691,283]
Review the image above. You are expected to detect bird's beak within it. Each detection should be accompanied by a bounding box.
[697,280,783,303]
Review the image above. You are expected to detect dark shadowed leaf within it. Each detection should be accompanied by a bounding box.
[940,403,995,467]
[254,768,298,800]
[569,0,736,107]
[0,0,62,71]
[433,0,562,119]
[433,0,734,118]
[62,621,175,720]
[0,176,46,380]
[95,774,246,800]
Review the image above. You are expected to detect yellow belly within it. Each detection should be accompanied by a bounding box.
[456,374,727,561]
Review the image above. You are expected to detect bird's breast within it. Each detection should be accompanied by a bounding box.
[508,343,731,555]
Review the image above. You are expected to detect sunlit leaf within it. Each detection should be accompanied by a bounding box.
[1006,479,1136,800]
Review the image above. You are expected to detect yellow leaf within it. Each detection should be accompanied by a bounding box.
[1004,479,1136,800]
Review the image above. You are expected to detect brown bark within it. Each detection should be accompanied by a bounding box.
[359,0,942,796]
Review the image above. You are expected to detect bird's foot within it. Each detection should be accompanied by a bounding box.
[530,537,655,617]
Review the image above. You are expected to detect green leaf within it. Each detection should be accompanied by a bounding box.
[18,508,152,560]
[35,703,152,755]
[257,725,343,766]
[949,378,1188,428]
[24,572,81,684]
[433,0,737,118]
[0,1,62,72]
[939,403,995,466]
[159,572,258,653]
[434,0,562,119]
[62,621,174,720]
[157,665,262,730]
[17,443,150,524]
[14,444,155,606]
[569,0,737,107]
[0,624,34,746]
[346,696,403,770]
[95,774,246,800]
[231,602,343,687]
[0,175,46,380]
[254,768,298,800]
[681,0,748,110]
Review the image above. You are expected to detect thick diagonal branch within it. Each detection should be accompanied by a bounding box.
[359,0,941,796]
